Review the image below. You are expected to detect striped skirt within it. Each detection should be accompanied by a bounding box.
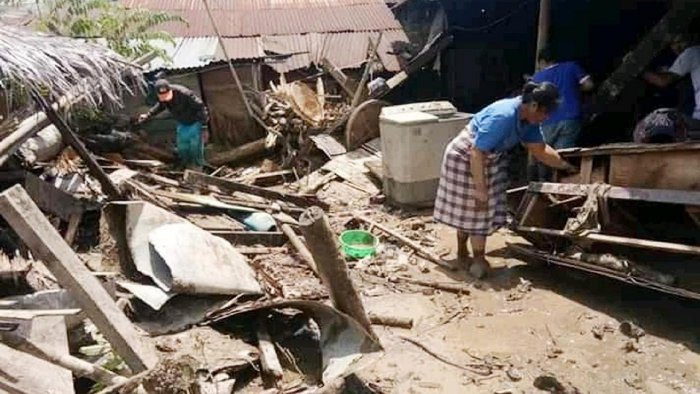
[433,125,509,236]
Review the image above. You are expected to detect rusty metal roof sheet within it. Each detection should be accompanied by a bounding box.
[261,30,406,73]
[151,30,406,73]
[124,0,386,11]
[123,0,402,37]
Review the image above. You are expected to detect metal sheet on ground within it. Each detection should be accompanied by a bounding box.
[207,299,382,384]
[149,222,263,295]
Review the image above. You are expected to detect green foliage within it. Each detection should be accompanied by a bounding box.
[2,0,184,60]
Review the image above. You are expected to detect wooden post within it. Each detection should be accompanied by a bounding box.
[535,0,551,71]
[184,170,328,209]
[298,207,376,339]
[31,93,122,200]
[0,185,157,372]
[280,223,318,275]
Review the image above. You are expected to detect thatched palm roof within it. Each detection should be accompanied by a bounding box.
[0,23,142,108]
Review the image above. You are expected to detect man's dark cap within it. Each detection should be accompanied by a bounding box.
[154,79,171,94]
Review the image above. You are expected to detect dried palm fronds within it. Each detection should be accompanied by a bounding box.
[0,22,143,108]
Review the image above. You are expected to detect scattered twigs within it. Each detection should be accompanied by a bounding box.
[399,336,492,376]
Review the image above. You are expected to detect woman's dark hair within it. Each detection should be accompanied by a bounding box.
[522,81,560,113]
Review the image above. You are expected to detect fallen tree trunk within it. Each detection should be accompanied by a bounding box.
[17,125,64,164]
[299,207,377,340]
[207,137,272,167]
[0,93,82,166]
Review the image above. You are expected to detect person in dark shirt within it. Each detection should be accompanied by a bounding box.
[529,48,594,181]
[138,79,209,169]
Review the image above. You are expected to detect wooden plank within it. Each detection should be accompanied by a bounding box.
[559,142,700,158]
[579,157,593,183]
[0,185,157,372]
[319,57,357,97]
[508,243,700,301]
[609,151,700,191]
[210,230,287,247]
[257,320,283,388]
[0,309,80,320]
[24,172,88,222]
[529,182,700,206]
[64,212,82,245]
[516,226,700,256]
[0,316,74,394]
[184,170,328,209]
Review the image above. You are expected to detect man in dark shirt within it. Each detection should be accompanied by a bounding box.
[138,79,209,169]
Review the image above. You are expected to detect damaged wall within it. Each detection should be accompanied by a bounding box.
[200,65,263,148]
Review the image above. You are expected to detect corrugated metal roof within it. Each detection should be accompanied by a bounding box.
[124,0,385,11]
[261,30,406,73]
[146,37,221,71]
[123,0,402,37]
[150,30,406,73]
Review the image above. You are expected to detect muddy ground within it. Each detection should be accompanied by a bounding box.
[344,219,699,394]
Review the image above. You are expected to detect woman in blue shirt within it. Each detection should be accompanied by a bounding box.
[434,82,576,278]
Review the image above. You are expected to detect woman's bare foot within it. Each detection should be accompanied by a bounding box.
[469,256,491,279]
[457,245,471,271]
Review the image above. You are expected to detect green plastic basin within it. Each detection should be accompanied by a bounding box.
[339,230,378,259]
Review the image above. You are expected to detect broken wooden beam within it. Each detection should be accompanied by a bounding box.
[32,93,122,199]
[257,317,283,388]
[299,207,376,340]
[354,215,452,270]
[516,226,700,256]
[528,182,700,206]
[319,58,358,98]
[508,243,700,300]
[0,332,127,386]
[0,316,74,394]
[184,170,329,209]
[0,185,157,372]
[207,137,274,167]
[280,223,318,275]
[210,230,287,247]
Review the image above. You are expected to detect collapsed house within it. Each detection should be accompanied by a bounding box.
[121,0,411,149]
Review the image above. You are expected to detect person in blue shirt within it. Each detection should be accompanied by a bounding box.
[529,48,594,181]
[434,82,577,279]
